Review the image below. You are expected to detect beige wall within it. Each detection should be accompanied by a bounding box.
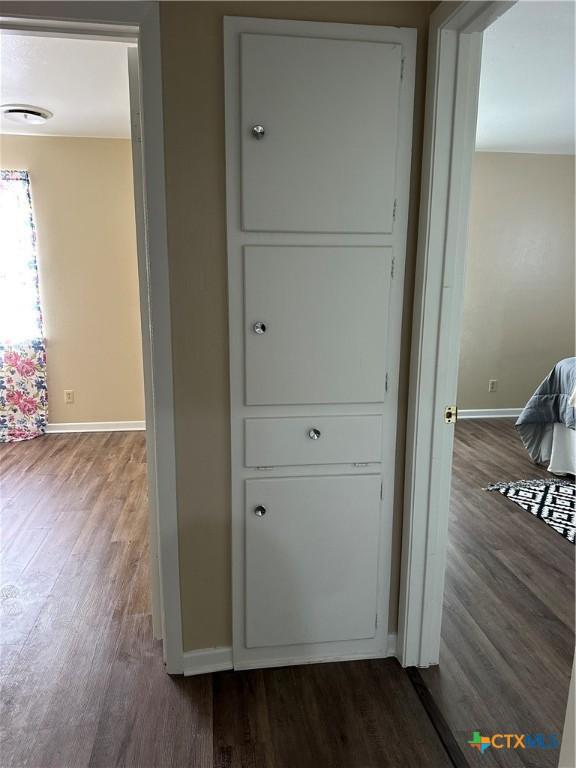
[159,1,435,651]
[458,152,575,409]
[0,135,144,424]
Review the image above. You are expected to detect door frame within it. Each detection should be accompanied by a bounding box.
[398,0,516,667]
[0,2,184,673]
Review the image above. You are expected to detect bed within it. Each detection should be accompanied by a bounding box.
[516,357,576,476]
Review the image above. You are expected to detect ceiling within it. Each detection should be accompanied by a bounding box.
[1,6,573,152]
[477,0,575,154]
[0,34,131,139]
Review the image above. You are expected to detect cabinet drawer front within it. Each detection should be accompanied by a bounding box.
[245,415,382,467]
[245,475,381,648]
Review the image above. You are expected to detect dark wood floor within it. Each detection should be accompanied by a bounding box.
[419,419,575,767]
[1,424,573,767]
[0,432,451,768]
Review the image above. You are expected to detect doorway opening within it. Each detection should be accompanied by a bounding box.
[0,28,161,671]
[0,5,182,676]
[401,0,575,762]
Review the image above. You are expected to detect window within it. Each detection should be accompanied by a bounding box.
[0,170,47,442]
[0,170,43,343]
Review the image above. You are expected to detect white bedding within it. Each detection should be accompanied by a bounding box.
[548,423,576,476]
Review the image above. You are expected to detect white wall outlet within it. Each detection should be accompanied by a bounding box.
[488,379,498,393]
[64,389,75,404]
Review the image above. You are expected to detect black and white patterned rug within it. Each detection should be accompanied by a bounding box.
[485,479,575,543]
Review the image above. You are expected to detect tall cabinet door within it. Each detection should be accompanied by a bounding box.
[241,33,402,233]
[245,475,381,648]
[225,17,416,671]
[244,246,392,405]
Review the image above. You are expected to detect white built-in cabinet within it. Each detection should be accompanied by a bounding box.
[224,17,416,670]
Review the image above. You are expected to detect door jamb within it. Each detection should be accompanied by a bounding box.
[0,2,185,673]
[398,0,515,668]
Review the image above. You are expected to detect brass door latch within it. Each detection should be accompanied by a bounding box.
[444,405,458,424]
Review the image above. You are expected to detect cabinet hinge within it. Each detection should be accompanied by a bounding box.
[392,199,397,222]
[385,372,389,392]
[400,58,405,81]
[390,258,395,279]
[444,405,458,424]
[131,117,142,144]
[380,482,383,500]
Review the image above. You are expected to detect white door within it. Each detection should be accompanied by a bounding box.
[241,34,402,233]
[244,246,392,405]
[225,17,416,670]
[245,475,381,647]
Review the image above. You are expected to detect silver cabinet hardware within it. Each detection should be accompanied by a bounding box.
[308,428,321,440]
[254,505,267,517]
[253,322,267,334]
[251,125,265,139]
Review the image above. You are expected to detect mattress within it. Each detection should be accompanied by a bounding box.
[516,358,576,469]
[548,423,576,476]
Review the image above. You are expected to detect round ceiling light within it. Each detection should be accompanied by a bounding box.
[1,104,53,125]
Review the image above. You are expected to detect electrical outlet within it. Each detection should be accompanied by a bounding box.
[64,389,75,404]
[488,379,498,393]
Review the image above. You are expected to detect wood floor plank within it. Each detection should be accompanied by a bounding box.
[213,659,452,768]
[0,721,99,768]
[1,434,214,768]
[88,614,213,768]
[419,419,575,768]
[3,424,567,768]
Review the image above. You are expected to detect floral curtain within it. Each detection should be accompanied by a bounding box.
[0,171,47,442]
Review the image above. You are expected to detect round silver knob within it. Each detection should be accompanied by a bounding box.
[308,428,321,440]
[251,125,265,139]
[254,505,266,517]
[253,322,267,335]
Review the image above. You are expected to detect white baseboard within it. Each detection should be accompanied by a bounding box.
[459,408,522,420]
[46,420,146,433]
[182,634,397,675]
[183,646,233,676]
